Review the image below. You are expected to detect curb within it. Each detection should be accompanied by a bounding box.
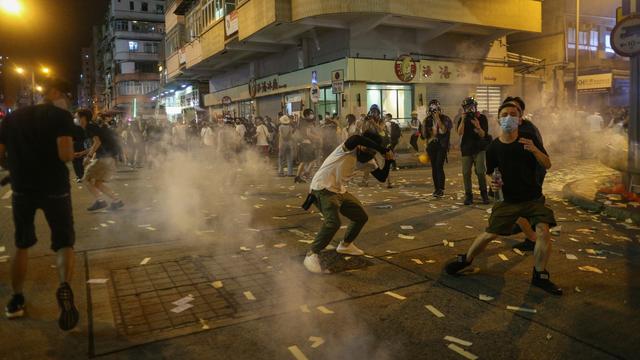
[563,180,640,224]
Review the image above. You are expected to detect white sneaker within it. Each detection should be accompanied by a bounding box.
[325,244,336,251]
[303,253,324,274]
[336,242,365,256]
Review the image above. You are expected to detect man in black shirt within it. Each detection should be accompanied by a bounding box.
[71,121,87,182]
[0,78,80,329]
[456,97,491,205]
[76,110,124,211]
[420,99,452,197]
[445,101,562,296]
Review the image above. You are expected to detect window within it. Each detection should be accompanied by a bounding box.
[366,84,413,125]
[567,27,589,50]
[156,4,164,13]
[589,30,598,51]
[318,88,339,118]
[117,80,159,96]
[128,41,139,52]
[114,20,128,31]
[129,1,134,11]
[141,2,148,11]
[605,34,615,53]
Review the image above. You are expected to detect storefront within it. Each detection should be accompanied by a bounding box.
[203,56,514,124]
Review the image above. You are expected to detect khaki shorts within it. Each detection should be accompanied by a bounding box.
[83,157,115,182]
[486,197,556,236]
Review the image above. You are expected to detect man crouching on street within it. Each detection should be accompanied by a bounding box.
[444,101,562,295]
[303,130,394,274]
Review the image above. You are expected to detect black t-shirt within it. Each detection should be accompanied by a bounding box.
[86,123,118,158]
[519,119,546,184]
[457,112,489,156]
[72,124,87,152]
[485,133,547,203]
[422,114,453,150]
[0,104,74,195]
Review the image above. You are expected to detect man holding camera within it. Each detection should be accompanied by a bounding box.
[457,97,491,205]
[420,99,452,198]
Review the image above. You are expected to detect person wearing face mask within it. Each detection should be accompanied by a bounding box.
[420,99,452,198]
[457,97,491,205]
[302,130,395,273]
[0,78,80,329]
[445,101,562,296]
[502,96,546,253]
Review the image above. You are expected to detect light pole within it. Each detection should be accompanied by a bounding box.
[574,0,580,109]
[0,0,23,16]
[15,66,51,105]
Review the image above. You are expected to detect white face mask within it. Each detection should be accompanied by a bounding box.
[73,117,80,126]
[52,98,69,111]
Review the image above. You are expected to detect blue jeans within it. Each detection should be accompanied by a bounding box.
[278,143,293,176]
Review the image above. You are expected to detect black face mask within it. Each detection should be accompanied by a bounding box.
[357,149,375,163]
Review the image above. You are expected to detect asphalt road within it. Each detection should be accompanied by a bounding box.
[0,149,637,360]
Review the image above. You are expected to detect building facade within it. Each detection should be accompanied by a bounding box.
[159,0,541,125]
[78,47,94,109]
[508,0,629,111]
[99,0,166,119]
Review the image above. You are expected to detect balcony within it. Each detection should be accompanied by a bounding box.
[115,73,161,83]
[111,10,165,22]
[113,30,164,41]
[114,51,161,62]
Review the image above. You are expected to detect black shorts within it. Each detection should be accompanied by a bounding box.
[12,192,75,252]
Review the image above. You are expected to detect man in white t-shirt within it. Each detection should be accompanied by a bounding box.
[254,117,270,156]
[303,131,394,274]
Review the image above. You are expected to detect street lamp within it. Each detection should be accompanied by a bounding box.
[0,0,23,15]
[14,65,53,105]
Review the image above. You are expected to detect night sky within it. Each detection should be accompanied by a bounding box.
[0,0,109,93]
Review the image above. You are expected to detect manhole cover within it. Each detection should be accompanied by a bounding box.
[110,257,236,336]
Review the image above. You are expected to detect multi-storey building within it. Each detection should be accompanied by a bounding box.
[160,0,541,124]
[78,48,94,109]
[509,0,628,110]
[100,0,166,119]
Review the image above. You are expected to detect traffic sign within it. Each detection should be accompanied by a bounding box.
[611,14,640,57]
[331,69,344,94]
[310,83,320,103]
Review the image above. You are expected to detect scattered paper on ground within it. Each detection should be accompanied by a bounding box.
[140,257,151,265]
[398,234,415,240]
[513,248,525,256]
[498,253,509,261]
[444,336,472,347]
[170,303,194,313]
[287,346,309,360]
[435,222,448,226]
[300,305,311,313]
[0,246,5,253]
[243,291,256,300]
[447,344,478,360]
[308,336,325,348]
[384,291,406,300]
[507,305,537,314]
[273,243,287,248]
[86,278,109,284]
[317,306,334,314]
[425,305,445,318]
[146,226,156,231]
[272,216,287,220]
[566,254,578,260]
[479,294,494,301]
[411,259,424,265]
[401,225,414,230]
[578,265,603,274]
[211,281,223,289]
[172,296,195,306]
[199,318,210,330]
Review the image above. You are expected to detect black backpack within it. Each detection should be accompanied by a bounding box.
[390,121,401,140]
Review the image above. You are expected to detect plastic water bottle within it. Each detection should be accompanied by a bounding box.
[492,169,504,202]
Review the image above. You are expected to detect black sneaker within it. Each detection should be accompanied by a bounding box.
[56,282,79,331]
[532,268,563,296]
[481,192,490,204]
[294,176,306,184]
[87,200,108,211]
[5,293,25,319]
[110,200,124,211]
[445,254,472,275]
[463,194,473,205]
[513,238,536,252]
[434,190,444,198]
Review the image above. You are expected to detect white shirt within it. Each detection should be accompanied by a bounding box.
[310,144,378,194]
[202,127,215,146]
[235,124,246,140]
[586,114,603,132]
[255,124,270,146]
